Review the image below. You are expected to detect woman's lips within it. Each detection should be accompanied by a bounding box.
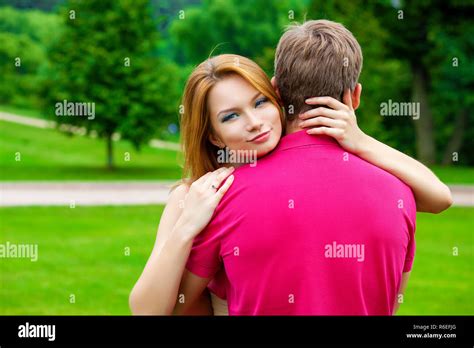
[249,130,271,143]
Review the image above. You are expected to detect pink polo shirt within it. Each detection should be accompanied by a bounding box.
[186,130,416,315]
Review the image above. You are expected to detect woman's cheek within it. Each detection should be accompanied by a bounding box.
[265,106,282,129]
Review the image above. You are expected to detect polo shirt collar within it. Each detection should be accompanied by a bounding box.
[276,129,340,151]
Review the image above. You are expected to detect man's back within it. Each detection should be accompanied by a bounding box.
[186,130,416,315]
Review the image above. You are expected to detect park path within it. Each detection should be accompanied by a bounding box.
[0,181,175,206]
[0,182,473,207]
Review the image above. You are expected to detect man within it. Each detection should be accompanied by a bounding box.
[177,20,416,315]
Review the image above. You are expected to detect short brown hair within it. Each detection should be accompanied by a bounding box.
[274,20,363,120]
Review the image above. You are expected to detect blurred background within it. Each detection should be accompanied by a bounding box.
[0,0,472,315]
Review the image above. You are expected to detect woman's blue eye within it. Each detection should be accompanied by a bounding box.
[222,113,238,123]
[255,97,268,107]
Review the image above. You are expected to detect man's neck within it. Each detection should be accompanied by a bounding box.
[285,119,302,135]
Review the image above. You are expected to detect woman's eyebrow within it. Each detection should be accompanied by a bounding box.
[216,92,262,118]
[217,107,237,118]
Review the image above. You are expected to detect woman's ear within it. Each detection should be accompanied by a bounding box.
[208,132,224,148]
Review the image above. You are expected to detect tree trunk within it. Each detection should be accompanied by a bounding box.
[442,109,467,165]
[412,66,436,165]
[106,133,114,169]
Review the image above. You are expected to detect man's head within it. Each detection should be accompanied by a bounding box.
[273,19,363,121]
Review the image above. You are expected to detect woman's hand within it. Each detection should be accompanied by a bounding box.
[178,167,235,240]
[298,89,367,154]
[299,90,452,213]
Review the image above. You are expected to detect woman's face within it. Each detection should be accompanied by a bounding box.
[207,74,282,162]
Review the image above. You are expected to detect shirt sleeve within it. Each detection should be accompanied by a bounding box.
[185,215,223,279]
[402,189,417,272]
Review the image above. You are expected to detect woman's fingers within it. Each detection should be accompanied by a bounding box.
[195,171,213,185]
[300,116,345,129]
[299,107,345,121]
[306,126,344,138]
[209,167,234,190]
[202,167,227,186]
[305,96,349,111]
[214,174,235,201]
[342,89,353,110]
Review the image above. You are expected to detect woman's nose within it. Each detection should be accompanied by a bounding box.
[245,112,263,132]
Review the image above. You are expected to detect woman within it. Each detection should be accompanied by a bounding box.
[129,54,452,315]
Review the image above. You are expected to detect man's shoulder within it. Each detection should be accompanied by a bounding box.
[350,155,415,204]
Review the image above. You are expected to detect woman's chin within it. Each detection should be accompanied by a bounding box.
[255,142,277,158]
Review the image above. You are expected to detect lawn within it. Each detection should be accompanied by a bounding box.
[0,120,183,181]
[0,104,44,119]
[0,205,472,315]
[2,114,473,183]
[430,165,474,186]
[0,104,181,142]
[0,205,161,315]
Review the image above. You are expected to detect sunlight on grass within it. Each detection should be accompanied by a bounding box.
[0,120,182,181]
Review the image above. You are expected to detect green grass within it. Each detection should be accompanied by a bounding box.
[397,207,474,315]
[430,165,474,185]
[0,120,183,181]
[0,104,45,119]
[0,205,161,315]
[0,103,181,142]
[0,206,472,315]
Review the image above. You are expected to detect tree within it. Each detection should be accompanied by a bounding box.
[169,0,307,74]
[306,0,413,152]
[41,0,180,169]
[380,0,474,165]
[0,6,61,109]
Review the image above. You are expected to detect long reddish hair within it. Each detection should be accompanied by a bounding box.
[179,54,284,183]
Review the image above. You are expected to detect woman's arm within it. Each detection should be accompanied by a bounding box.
[299,94,453,214]
[393,272,411,315]
[353,135,452,213]
[129,167,234,315]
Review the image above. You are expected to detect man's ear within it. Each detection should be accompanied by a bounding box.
[352,83,362,110]
[271,76,281,99]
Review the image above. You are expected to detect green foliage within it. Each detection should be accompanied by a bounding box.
[169,0,308,74]
[1,0,473,166]
[377,0,474,164]
[427,3,474,164]
[307,0,414,152]
[40,0,182,167]
[0,6,61,108]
